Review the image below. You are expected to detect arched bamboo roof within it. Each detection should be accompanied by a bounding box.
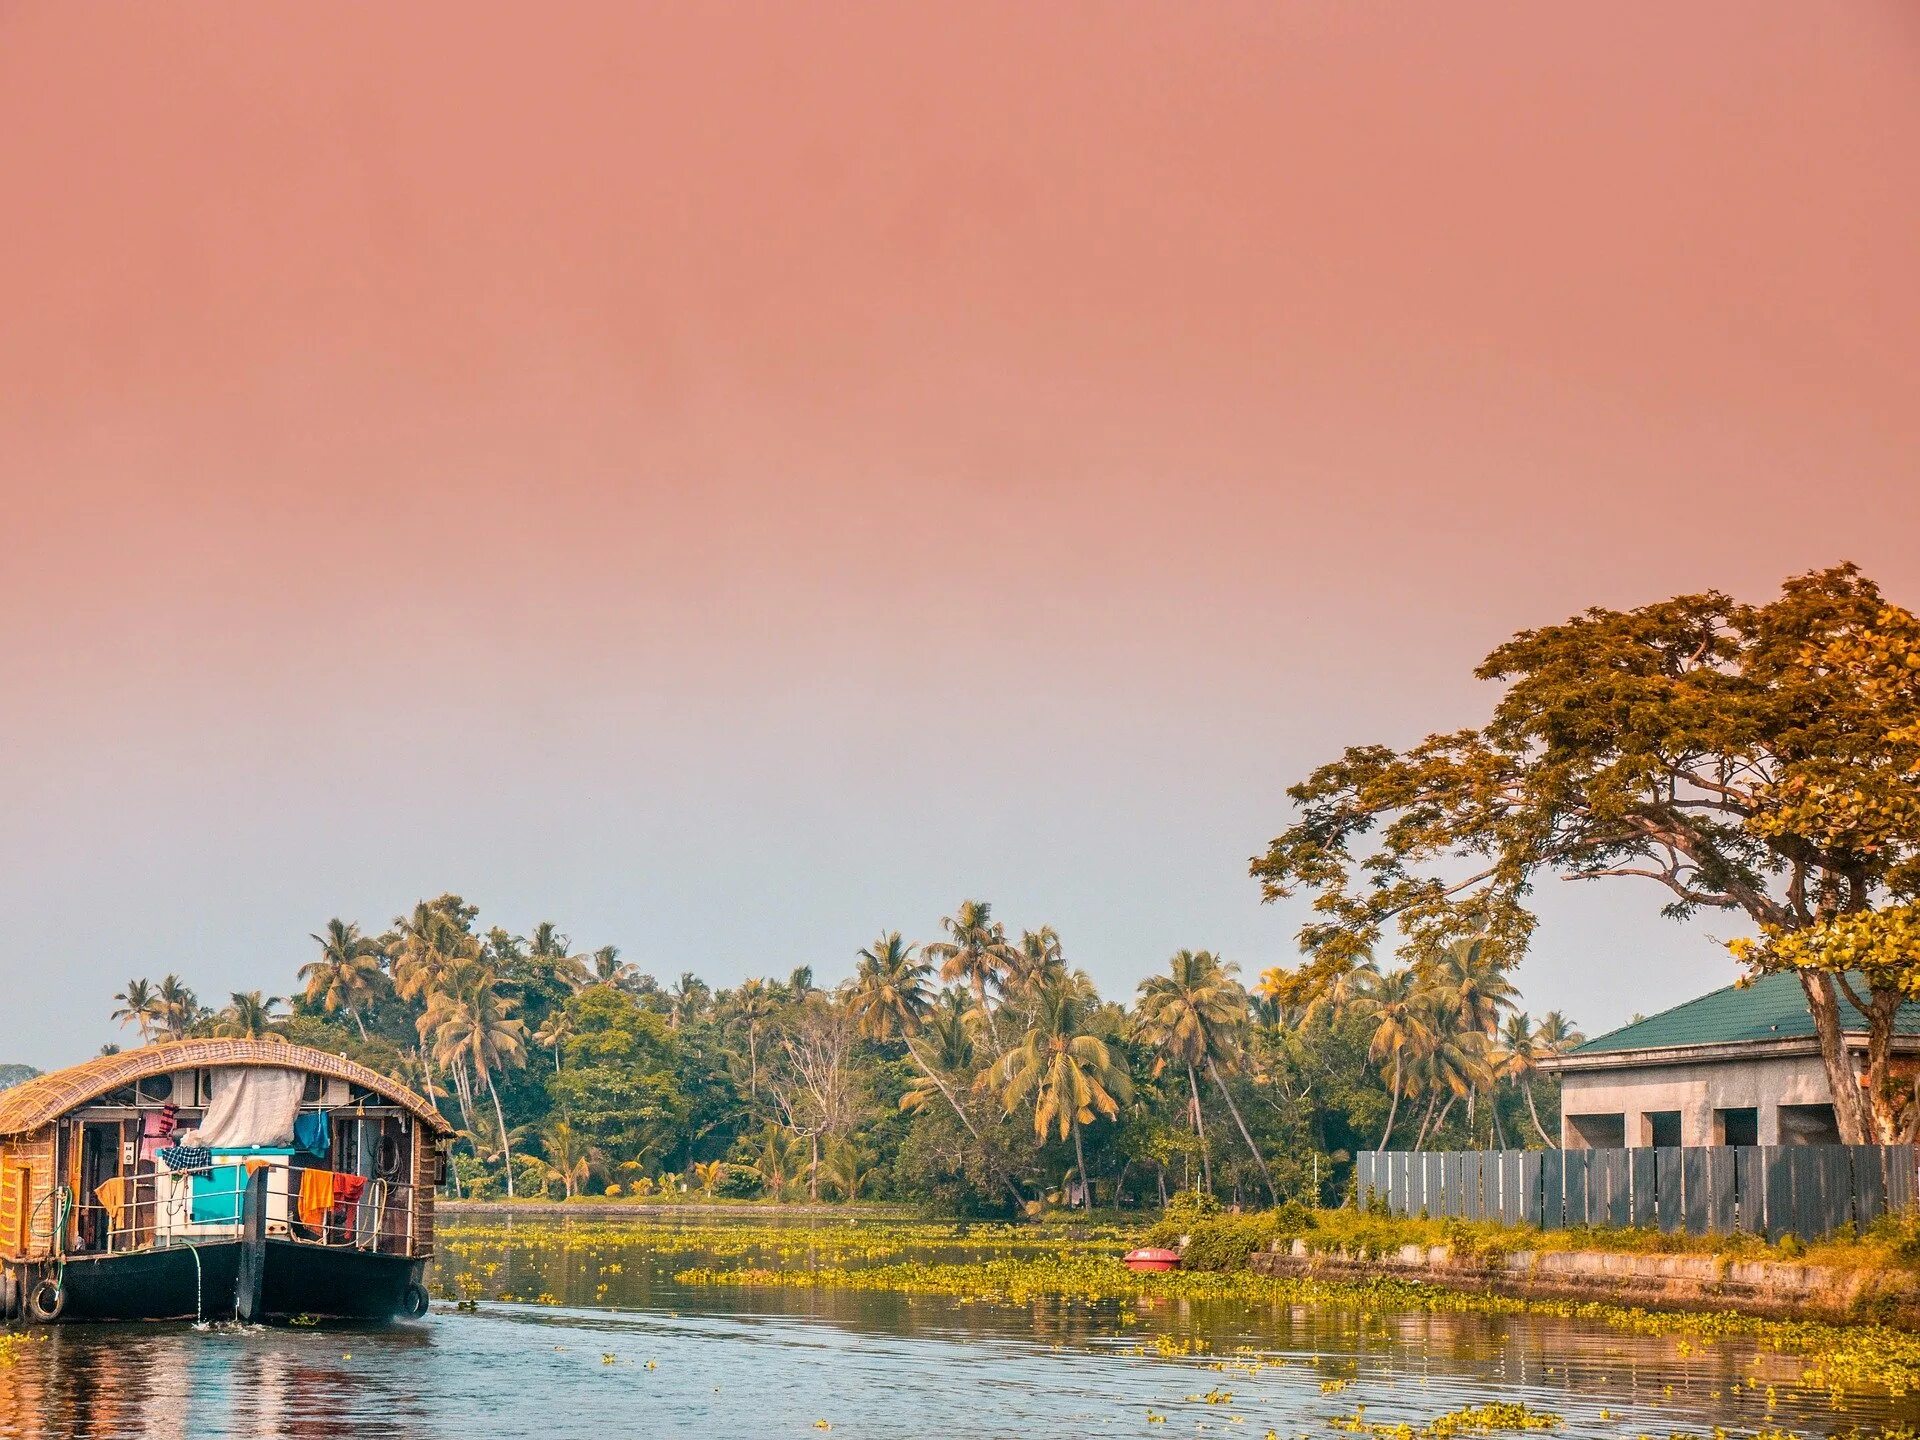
[0,1039,453,1139]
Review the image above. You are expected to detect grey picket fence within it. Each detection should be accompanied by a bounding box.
[1353,1144,1919,1242]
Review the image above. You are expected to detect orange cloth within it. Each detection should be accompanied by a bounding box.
[298,1168,335,1229]
[93,1176,131,1232]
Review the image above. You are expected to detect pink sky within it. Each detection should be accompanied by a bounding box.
[2,3,1917,1064]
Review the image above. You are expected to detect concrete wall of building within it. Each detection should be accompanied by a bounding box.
[1559,1053,1839,1148]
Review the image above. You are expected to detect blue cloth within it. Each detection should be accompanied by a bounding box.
[189,1167,246,1225]
[156,1144,212,1176]
[293,1111,331,1158]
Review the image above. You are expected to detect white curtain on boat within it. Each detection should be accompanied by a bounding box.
[193,1067,307,1147]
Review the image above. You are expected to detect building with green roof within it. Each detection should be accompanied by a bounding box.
[1540,972,1920,1149]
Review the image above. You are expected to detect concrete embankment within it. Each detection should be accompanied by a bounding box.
[1249,1239,1920,1326]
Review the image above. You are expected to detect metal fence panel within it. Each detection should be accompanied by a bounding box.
[1704,1146,1738,1233]
[1655,1147,1683,1233]
[1850,1144,1886,1231]
[1680,1147,1708,1233]
[1518,1151,1541,1226]
[1539,1149,1564,1229]
[1763,1147,1796,1242]
[1889,1145,1917,1212]
[1629,1148,1657,1228]
[1563,1149,1590,1226]
[1602,1148,1632,1228]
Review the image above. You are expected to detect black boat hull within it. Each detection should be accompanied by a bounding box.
[44,1241,423,1323]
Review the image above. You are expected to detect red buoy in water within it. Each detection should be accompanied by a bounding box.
[1123,1247,1181,1273]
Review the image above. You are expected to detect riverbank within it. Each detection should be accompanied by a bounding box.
[1249,1239,1920,1327]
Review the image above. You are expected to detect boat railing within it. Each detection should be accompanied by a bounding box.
[68,1166,419,1259]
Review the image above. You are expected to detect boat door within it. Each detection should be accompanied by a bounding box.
[72,1120,127,1253]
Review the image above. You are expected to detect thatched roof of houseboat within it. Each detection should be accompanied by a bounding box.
[0,1038,454,1139]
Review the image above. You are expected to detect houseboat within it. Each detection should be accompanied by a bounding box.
[0,1038,450,1324]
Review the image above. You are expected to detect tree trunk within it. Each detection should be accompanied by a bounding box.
[1207,1056,1278,1205]
[1522,1081,1555,1146]
[349,1006,368,1042]
[1490,1090,1508,1149]
[487,1071,515,1199]
[1800,972,1873,1142]
[1412,1089,1440,1150]
[809,1132,819,1201]
[1186,1065,1212,1193]
[1072,1123,1091,1211]
[1376,1054,1403,1151]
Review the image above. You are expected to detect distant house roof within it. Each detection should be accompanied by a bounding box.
[1572,971,1920,1057]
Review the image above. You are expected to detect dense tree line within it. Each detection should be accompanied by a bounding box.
[103,897,1577,1211]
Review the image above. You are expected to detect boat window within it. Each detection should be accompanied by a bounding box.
[302,1073,326,1103]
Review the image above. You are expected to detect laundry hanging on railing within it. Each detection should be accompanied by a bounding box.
[293,1110,331,1158]
[297,1168,336,1229]
[155,1144,213,1176]
[93,1176,132,1231]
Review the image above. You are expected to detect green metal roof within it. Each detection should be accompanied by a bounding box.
[1574,971,1920,1055]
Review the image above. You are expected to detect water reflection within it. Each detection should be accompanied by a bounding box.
[4,1220,1916,1439]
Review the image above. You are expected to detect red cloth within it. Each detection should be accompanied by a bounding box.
[332,1173,367,1208]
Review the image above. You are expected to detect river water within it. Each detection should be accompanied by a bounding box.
[3,1214,1916,1438]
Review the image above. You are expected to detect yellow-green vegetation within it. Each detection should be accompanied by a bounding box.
[1330,1401,1563,1437]
[448,1215,1920,1399]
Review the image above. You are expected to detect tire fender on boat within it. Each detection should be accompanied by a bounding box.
[27,1278,65,1323]
[400,1283,431,1319]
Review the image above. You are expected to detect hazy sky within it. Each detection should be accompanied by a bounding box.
[2,3,1917,1068]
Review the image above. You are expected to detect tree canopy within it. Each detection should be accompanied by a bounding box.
[1252,564,1920,1142]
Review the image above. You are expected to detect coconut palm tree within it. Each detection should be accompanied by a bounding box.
[924,900,1018,1033]
[538,1118,602,1198]
[749,1123,808,1198]
[533,1008,575,1073]
[993,973,1132,1210]
[1409,1016,1494,1150]
[212,991,284,1039]
[527,921,591,993]
[850,935,986,1141]
[668,972,711,1030]
[389,900,477,1004]
[1346,966,1433,1151]
[848,932,933,1039]
[733,978,779,1097]
[154,974,201,1040]
[1536,1011,1585,1056]
[1134,950,1276,1202]
[299,918,386,1040]
[1494,1011,1558,1145]
[819,1139,876,1202]
[111,979,161,1043]
[421,967,528,1196]
[589,945,641,991]
[1005,927,1067,1019]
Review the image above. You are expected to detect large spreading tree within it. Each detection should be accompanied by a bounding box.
[1252,564,1920,1143]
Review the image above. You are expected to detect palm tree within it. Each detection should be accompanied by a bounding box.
[538,1118,601,1198]
[1346,967,1432,1151]
[299,918,386,1040]
[669,972,711,1029]
[819,1139,876,1202]
[994,974,1132,1210]
[589,945,640,991]
[527,921,591,993]
[1409,1022,1494,1150]
[1495,1011,1558,1145]
[421,967,528,1197]
[389,900,477,1004]
[733,978,778,1097]
[111,979,160,1043]
[155,974,200,1040]
[1005,927,1066,1018]
[212,992,284,1039]
[749,1124,808,1198]
[848,932,933,1039]
[849,935,979,1139]
[1135,950,1276,1202]
[924,900,1018,1033]
[1536,1011,1585,1056]
[534,1009,575,1073]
